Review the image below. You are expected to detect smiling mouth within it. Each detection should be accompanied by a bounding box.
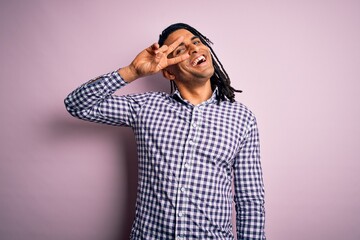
[191,55,206,66]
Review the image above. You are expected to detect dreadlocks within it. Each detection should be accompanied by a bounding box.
[158,23,242,103]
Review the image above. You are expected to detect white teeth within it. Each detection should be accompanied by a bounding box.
[192,55,206,66]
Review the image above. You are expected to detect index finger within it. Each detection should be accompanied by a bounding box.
[165,36,185,55]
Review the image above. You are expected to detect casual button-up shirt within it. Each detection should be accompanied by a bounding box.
[64,71,266,239]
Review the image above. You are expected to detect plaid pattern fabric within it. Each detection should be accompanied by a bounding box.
[65,71,266,239]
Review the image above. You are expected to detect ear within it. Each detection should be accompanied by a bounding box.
[162,69,176,81]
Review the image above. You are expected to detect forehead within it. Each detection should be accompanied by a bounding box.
[163,29,195,45]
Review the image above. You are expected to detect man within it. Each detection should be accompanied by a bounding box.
[65,23,265,239]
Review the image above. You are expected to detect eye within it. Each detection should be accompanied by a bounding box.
[193,40,201,45]
[174,48,185,56]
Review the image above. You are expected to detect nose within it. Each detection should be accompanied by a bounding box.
[189,43,199,54]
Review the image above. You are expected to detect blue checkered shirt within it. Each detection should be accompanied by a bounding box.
[64,71,266,239]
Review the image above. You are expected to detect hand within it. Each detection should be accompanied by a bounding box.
[119,36,189,82]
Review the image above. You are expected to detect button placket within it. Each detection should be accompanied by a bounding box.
[175,106,203,238]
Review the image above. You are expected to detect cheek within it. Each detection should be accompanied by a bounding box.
[176,62,190,73]
[208,55,214,64]
[168,65,184,78]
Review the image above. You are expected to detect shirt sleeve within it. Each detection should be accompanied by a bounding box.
[233,116,266,239]
[64,70,148,127]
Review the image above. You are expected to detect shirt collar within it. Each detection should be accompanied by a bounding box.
[171,87,219,107]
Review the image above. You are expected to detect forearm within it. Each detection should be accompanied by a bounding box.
[64,70,130,125]
[236,196,266,239]
[233,117,266,239]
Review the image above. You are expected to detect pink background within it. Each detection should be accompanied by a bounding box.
[1,0,360,239]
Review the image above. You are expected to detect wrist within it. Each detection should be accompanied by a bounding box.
[118,65,138,83]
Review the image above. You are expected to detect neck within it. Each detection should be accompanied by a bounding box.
[176,80,213,105]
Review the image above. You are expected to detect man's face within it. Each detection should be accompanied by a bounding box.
[163,29,214,86]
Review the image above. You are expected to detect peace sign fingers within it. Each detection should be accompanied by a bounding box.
[164,36,189,66]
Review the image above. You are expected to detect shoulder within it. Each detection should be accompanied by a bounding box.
[123,91,172,105]
[219,100,256,123]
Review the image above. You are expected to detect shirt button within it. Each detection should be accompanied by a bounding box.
[192,122,197,128]
[184,162,190,168]
[188,139,194,145]
[178,211,184,217]
[180,187,186,192]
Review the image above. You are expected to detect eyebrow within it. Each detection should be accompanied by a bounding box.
[176,35,200,48]
[191,35,200,41]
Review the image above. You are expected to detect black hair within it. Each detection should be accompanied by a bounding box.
[158,23,242,103]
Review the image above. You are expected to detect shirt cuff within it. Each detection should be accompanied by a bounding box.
[87,70,128,89]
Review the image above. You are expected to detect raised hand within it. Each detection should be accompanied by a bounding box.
[119,36,189,82]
